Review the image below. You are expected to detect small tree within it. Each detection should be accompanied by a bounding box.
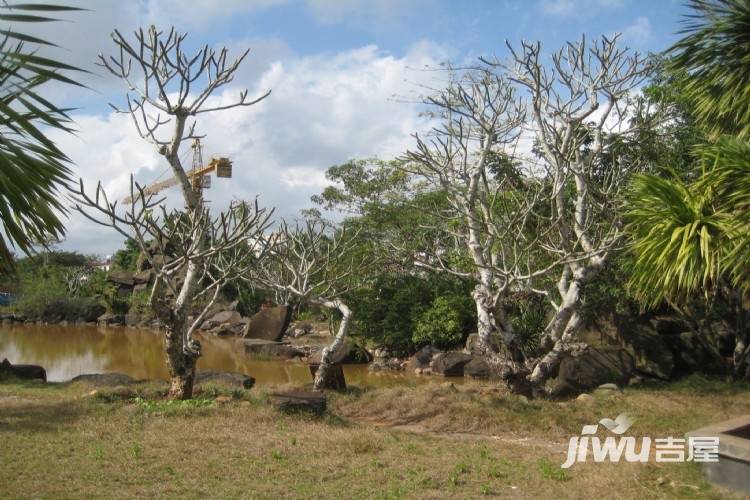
[73,27,272,399]
[247,219,362,390]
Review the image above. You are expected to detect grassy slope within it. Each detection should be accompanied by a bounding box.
[0,377,747,499]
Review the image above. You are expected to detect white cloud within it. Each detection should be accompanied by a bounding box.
[621,17,652,45]
[53,40,447,255]
[538,0,624,17]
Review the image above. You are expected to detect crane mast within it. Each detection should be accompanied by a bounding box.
[122,138,233,204]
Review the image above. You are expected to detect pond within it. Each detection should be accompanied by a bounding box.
[0,324,427,387]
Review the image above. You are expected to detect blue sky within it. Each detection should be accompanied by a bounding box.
[23,0,691,254]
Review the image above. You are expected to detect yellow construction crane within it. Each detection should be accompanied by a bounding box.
[123,139,233,204]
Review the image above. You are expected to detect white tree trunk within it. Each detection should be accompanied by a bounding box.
[312,299,352,391]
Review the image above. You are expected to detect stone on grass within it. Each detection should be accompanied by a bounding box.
[269,390,326,415]
[576,393,594,404]
[195,370,255,389]
[72,372,134,387]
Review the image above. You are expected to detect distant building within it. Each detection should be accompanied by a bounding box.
[92,254,113,272]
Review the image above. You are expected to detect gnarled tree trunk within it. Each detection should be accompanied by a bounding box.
[312,299,352,391]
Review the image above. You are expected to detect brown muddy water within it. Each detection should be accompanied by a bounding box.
[0,324,429,387]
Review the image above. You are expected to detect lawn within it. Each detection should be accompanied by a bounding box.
[0,376,748,499]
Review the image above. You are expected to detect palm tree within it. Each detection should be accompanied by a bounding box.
[668,0,750,139]
[625,141,748,308]
[0,3,83,276]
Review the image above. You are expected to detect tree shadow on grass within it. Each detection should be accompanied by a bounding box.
[0,380,92,433]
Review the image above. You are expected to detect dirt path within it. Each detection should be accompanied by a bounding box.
[353,415,566,450]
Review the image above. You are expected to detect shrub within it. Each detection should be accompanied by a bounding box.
[347,273,476,355]
[412,296,471,349]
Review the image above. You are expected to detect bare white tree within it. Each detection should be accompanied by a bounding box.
[403,35,651,395]
[493,35,651,391]
[247,219,362,391]
[399,67,557,363]
[73,26,272,399]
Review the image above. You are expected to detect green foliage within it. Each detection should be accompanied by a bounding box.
[348,273,475,355]
[0,3,85,275]
[626,138,750,307]
[668,0,750,139]
[112,238,141,272]
[127,289,152,317]
[412,296,472,349]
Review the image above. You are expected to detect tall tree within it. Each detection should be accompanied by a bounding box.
[73,27,272,399]
[0,3,84,275]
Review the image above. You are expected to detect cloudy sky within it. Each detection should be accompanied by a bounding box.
[21,0,688,255]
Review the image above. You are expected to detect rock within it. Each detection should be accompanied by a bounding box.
[596,383,619,391]
[132,270,154,285]
[550,347,634,397]
[269,390,326,415]
[72,372,135,387]
[650,315,690,335]
[628,375,644,387]
[464,356,492,379]
[243,339,304,359]
[287,320,315,338]
[97,313,125,326]
[0,358,47,381]
[109,385,136,398]
[107,271,134,287]
[244,305,292,341]
[622,324,674,380]
[308,363,346,391]
[662,330,726,376]
[406,346,442,371]
[194,370,255,389]
[576,393,594,403]
[201,310,242,331]
[431,351,473,377]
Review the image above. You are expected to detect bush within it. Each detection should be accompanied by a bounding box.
[347,273,476,355]
[412,296,471,349]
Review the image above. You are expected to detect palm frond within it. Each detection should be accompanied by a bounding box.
[0,3,84,275]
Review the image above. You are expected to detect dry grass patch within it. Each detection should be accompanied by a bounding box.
[0,376,746,499]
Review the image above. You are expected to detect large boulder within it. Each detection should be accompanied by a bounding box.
[0,358,46,381]
[195,370,255,389]
[243,339,304,359]
[72,372,135,386]
[464,356,492,379]
[621,323,674,380]
[97,313,125,326]
[431,351,473,377]
[244,305,292,341]
[201,310,242,331]
[549,346,635,397]
[406,346,442,371]
[106,271,134,287]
